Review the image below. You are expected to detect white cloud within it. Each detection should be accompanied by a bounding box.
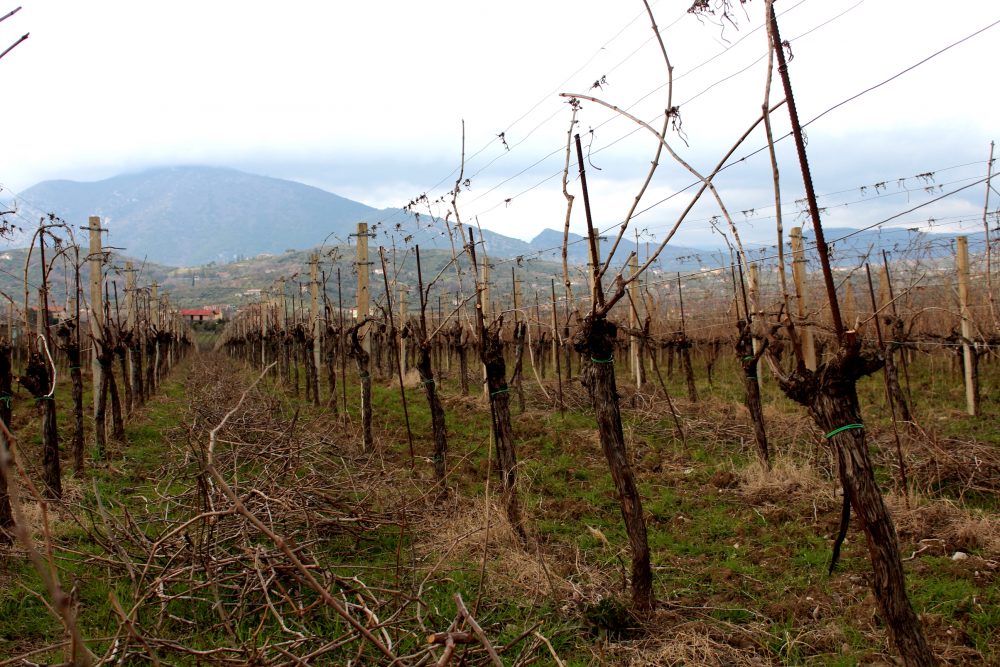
[0,0,995,250]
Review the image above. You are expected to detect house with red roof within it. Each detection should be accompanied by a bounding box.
[180,308,222,322]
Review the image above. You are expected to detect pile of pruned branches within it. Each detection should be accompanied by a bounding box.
[4,354,565,666]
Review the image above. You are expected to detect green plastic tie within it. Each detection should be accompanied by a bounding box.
[422,378,435,385]
[490,388,510,396]
[0,393,11,407]
[591,357,614,364]
[34,395,54,402]
[742,355,755,361]
[825,423,864,439]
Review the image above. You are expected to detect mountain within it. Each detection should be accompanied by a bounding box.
[9,166,586,267]
[12,166,385,266]
[7,166,963,271]
[527,228,708,271]
[787,226,961,266]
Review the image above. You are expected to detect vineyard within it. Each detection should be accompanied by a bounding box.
[2,1,1000,666]
[0,205,997,665]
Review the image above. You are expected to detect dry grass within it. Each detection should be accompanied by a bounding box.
[598,610,780,666]
[415,495,576,602]
[887,491,1000,559]
[734,456,836,508]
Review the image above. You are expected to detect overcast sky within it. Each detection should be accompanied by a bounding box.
[1,0,997,250]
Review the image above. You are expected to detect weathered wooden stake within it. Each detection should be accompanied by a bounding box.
[356,223,371,354]
[88,216,104,416]
[399,285,408,377]
[550,278,563,413]
[747,263,763,385]
[956,236,978,416]
[790,229,816,369]
[629,254,640,383]
[843,278,857,330]
[310,253,322,406]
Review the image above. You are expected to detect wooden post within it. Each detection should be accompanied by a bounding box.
[276,276,287,382]
[35,288,45,336]
[748,263,762,389]
[151,281,160,387]
[550,281,559,374]
[481,255,490,400]
[125,262,139,408]
[399,285,407,377]
[356,223,370,354]
[88,216,104,414]
[277,277,286,328]
[790,227,816,370]
[550,278,563,411]
[878,266,891,313]
[843,278,857,330]
[956,236,978,416]
[125,262,136,332]
[482,254,492,324]
[629,254,640,383]
[162,292,173,371]
[150,283,159,327]
[310,253,322,403]
[512,269,522,325]
[588,234,602,310]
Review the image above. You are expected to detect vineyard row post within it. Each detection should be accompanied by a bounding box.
[955,235,978,416]
[790,226,816,370]
[87,216,103,416]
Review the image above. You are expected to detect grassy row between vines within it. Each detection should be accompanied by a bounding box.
[0,344,997,664]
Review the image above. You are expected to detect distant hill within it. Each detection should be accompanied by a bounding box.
[784,226,960,267]
[5,166,963,272]
[12,166,379,266]
[527,228,706,269]
[8,166,613,268]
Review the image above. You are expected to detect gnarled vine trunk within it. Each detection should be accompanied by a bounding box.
[417,342,448,481]
[21,351,61,498]
[736,321,769,467]
[775,337,934,666]
[348,322,373,452]
[574,314,653,612]
[57,324,86,473]
[481,319,525,540]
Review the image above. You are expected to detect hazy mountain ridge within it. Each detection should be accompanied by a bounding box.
[12,167,379,266]
[4,166,963,273]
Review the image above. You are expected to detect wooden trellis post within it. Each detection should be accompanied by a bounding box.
[88,216,104,413]
[629,254,641,383]
[843,278,857,330]
[482,254,492,324]
[956,236,978,416]
[151,281,160,387]
[125,261,139,409]
[550,280,559,376]
[399,285,408,377]
[748,263,762,389]
[878,265,892,315]
[125,262,135,334]
[310,253,322,403]
[480,253,490,400]
[355,223,370,353]
[588,235,602,310]
[790,227,816,370]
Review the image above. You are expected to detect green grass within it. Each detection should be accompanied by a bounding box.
[2,348,998,665]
